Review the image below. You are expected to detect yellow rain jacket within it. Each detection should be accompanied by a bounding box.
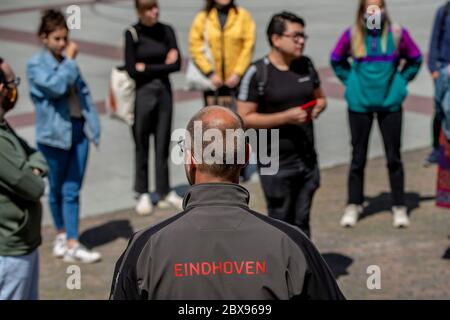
[189,6,256,81]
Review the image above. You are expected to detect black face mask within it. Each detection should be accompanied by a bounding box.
[2,86,18,112]
[215,3,232,11]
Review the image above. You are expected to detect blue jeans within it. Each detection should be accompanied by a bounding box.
[0,249,39,300]
[38,118,89,240]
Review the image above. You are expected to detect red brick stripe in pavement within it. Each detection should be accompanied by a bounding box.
[0,4,433,128]
[0,0,129,16]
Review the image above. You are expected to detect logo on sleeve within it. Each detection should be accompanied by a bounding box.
[298,76,311,83]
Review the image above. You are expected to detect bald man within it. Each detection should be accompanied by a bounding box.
[0,58,48,300]
[110,106,344,300]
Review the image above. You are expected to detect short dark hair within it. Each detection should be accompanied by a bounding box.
[266,11,305,46]
[0,57,6,85]
[135,0,158,12]
[37,9,68,37]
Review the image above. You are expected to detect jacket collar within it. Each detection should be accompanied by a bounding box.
[40,48,64,69]
[208,6,238,31]
[183,183,250,210]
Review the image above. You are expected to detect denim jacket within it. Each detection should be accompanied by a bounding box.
[435,65,450,140]
[27,49,101,150]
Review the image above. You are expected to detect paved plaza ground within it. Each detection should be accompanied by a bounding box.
[39,148,450,300]
[1,0,449,299]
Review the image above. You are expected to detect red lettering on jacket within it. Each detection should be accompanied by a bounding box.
[174,264,183,277]
[173,260,267,277]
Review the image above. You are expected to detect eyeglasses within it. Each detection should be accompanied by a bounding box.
[2,77,20,89]
[282,32,309,42]
[177,138,186,153]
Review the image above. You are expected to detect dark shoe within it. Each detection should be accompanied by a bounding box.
[423,148,440,167]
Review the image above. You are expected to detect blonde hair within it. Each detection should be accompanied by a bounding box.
[352,0,391,58]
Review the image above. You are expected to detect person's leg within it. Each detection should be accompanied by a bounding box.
[62,118,90,243]
[293,166,320,238]
[259,169,296,225]
[347,111,374,205]
[37,143,69,234]
[132,83,159,194]
[154,83,173,197]
[377,111,405,206]
[433,112,443,150]
[0,249,39,300]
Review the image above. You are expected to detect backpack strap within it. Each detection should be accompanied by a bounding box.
[127,26,138,43]
[255,56,270,97]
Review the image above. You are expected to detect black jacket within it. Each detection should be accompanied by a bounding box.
[110,183,345,300]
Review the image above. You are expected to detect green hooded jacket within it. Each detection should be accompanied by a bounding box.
[0,121,48,256]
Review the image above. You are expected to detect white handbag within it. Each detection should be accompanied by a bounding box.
[106,27,138,126]
[186,17,216,91]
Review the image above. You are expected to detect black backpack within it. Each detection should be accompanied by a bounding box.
[252,56,316,100]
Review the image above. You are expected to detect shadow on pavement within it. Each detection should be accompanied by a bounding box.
[359,192,435,221]
[443,236,450,260]
[79,219,134,249]
[322,253,353,280]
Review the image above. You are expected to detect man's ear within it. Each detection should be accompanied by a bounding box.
[184,148,197,185]
[271,34,282,49]
[40,33,48,45]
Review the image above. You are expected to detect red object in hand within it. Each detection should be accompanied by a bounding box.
[299,99,317,111]
[298,99,317,123]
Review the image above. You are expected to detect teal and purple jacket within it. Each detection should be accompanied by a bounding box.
[330,26,422,113]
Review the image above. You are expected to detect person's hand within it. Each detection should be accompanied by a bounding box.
[65,41,78,60]
[311,100,326,119]
[165,49,178,65]
[432,71,440,80]
[32,168,42,176]
[284,107,308,125]
[209,73,223,88]
[135,63,146,72]
[225,73,241,89]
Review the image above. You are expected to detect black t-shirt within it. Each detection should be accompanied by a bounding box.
[238,56,321,170]
[124,22,181,87]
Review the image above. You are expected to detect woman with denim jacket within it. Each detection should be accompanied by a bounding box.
[330,0,422,229]
[27,10,101,264]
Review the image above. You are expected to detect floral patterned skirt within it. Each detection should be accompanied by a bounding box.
[437,131,450,209]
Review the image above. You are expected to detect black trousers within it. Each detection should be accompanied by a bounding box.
[348,110,405,206]
[133,80,173,196]
[259,165,320,238]
[433,111,443,149]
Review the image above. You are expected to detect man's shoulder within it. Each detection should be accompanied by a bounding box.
[244,208,312,247]
[128,210,191,250]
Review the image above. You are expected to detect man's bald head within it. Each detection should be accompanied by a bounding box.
[0,59,18,113]
[186,106,247,181]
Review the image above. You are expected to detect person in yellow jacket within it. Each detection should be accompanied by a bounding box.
[189,0,256,108]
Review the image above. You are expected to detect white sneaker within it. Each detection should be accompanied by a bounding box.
[157,190,184,210]
[135,193,153,215]
[52,233,67,258]
[340,204,363,228]
[63,244,101,264]
[392,206,410,228]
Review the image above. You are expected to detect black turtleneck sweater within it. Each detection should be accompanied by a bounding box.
[124,22,181,87]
